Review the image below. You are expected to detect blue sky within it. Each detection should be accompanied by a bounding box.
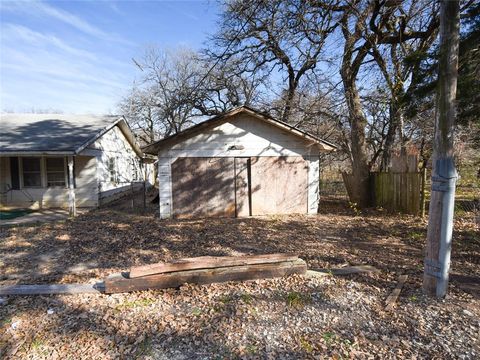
[0,0,220,114]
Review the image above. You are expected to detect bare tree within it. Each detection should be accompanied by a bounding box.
[206,0,339,122]
[120,46,266,143]
[120,47,201,141]
[365,1,440,171]
[335,0,439,207]
[192,57,266,116]
[119,86,160,146]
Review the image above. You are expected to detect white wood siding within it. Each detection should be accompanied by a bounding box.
[160,113,320,158]
[86,125,142,204]
[75,156,98,207]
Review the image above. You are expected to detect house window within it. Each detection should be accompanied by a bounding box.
[108,157,117,183]
[22,157,42,187]
[131,159,139,181]
[46,157,66,187]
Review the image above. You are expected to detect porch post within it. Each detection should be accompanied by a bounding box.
[68,156,76,217]
[307,155,320,214]
[158,156,172,219]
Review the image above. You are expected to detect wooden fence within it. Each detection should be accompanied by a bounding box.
[372,172,421,215]
[342,171,422,215]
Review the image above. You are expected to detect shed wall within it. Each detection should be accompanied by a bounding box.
[157,113,322,218]
[161,113,320,158]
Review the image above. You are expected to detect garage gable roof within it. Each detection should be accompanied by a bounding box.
[0,113,143,157]
[143,106,337,154]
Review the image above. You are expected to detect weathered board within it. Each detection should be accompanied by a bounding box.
[250,156,308,215]
[385,274,408,310]
[105,259,307,294]
[373,172,421,215]
[170,156,309,218]
[342,171,421,215]
[0,283,104,295]
[391,154,418,173]
[305,265,380,277]
[129,253,299,278]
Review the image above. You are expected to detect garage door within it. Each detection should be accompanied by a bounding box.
[171,157,236,218]
[250,156,308,215]
[171,156,308,218]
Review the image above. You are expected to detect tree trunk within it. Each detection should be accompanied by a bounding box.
[281,77,298,122]
[344,82,371,207]
[423,0,460,298]
[341,65,371,208]
[381,94,407,172]
[381,102,399,171]
[398,112,408,172]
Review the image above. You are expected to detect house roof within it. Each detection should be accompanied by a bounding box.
[143,106,337,154]
[0,113,143,157]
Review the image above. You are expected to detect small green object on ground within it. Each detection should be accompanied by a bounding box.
[0,209,34,220]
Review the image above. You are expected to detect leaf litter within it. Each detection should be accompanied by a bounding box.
[0,200,478,359]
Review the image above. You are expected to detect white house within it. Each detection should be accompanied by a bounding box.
[143,106,336,219]
[0,114,154,212]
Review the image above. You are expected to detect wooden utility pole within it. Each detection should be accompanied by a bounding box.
[423,0,460,298]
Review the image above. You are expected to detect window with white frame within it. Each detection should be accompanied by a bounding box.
[108,157,118,183]
[22,157,42,187]
[46,157,66,187]
[131,159,139,181]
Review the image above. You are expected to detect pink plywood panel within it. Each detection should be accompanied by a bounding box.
[171,157,236,218]
[250,156,308,215]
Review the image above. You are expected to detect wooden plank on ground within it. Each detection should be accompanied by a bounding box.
[106,259,307,294]
[331,265,380,275]
[385,274,408,310]
[0,283,104,296]
[305,265,381,278]
[129,253,299,278]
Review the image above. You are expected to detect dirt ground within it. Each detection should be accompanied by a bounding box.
[0,198,479,359]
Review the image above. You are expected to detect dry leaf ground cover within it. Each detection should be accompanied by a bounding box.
[0,199,479,359]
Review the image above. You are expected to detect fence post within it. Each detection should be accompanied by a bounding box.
[420,167,427,218]
[143,181,146,213]
[131,182,134,210]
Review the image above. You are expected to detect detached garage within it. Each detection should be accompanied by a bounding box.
[143,106,336,219]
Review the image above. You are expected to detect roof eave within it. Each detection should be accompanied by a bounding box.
[143,106,338,154]
[74,117,144,158]
[74,117,123,155]
[0,150,75,156]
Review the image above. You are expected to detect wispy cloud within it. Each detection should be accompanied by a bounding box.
[106,0,125,16]
[164,2,200,21]
[1,0,133,45]
[2,23,98,60]
[0,44,129,113]
[0,7,134,113]
[0,0,217,113]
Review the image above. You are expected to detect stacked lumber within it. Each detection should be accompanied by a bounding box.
[104,254,306,294]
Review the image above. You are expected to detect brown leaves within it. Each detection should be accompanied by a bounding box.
[0,203,479,358]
